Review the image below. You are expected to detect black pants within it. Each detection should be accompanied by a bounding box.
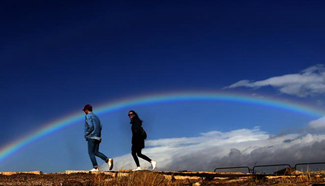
[131,146,151,167]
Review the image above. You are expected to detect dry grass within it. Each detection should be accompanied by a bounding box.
[91,171,325,186]
[1,170,325,185]
[92,171,193,186]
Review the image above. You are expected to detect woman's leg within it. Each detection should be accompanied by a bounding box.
[131,146,140,167]
[137,148,151,162]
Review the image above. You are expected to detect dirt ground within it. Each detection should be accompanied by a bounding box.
[0,171,325,186]
[0,173,97,186]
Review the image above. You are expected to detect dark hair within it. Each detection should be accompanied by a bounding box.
[83,104,93,112]
[129,110,143,123]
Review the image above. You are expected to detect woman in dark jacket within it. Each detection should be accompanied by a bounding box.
[128,110,156,171]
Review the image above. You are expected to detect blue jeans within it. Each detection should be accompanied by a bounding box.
[88,139,108,168]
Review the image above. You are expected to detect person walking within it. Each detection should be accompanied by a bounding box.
[83,104,113,171]
[128,110,156,171]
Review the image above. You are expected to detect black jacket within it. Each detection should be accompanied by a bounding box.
[131,118,145,149]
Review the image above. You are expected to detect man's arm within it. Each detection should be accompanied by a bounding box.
[84,117,94,139]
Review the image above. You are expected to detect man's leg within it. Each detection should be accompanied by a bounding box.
[93,140,108,161]
[88,139,98,168]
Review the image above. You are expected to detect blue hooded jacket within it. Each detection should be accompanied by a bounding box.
[84,112,102,141]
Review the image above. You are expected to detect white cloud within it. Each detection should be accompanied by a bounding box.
[225,64,325,97]
[101,126,325,172]
[308,117,325,130]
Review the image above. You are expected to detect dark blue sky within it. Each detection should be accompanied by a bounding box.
[1,1,325,171]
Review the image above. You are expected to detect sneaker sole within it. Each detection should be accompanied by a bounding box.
[108,159,114,170]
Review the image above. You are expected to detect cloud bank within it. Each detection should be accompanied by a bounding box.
[225,64,325,97]
[308,116,325,130]
[101,126,325,172]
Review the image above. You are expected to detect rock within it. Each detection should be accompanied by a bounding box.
[0,171,42,175]
[193,182,201,186]
[66,170,90,174]
[273,168,302,175]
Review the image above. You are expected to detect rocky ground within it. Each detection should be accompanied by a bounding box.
[0,169,325,186]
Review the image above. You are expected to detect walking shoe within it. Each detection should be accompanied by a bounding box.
[90,167,99,172]
[151,160,157,170]
[132,167,142,171]
[108,158,114,170]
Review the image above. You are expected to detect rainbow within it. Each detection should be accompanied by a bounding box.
[0,91,324,164]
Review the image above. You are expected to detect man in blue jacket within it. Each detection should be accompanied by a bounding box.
[83,104,113,171]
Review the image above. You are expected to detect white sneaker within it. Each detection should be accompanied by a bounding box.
[151,161,157,170]
[108,158,114,170]
[132,167,142,171]
[90,168,99,172]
